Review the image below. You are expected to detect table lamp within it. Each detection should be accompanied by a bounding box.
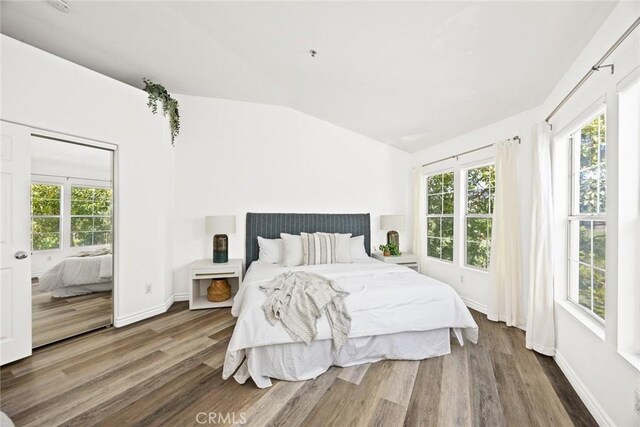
[380,215,405,248]
[205,215,236,263]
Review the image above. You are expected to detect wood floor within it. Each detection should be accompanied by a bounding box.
[32,284,112,348]
[1,302,596,427]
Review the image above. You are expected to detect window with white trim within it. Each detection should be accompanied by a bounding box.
[464,164,495,269]
[568,111,606,321]
[30,183,62,251]
[426,171,454,261]
[70,186,113,247]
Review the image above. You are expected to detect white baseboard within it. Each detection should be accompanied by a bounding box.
[554,350,615,427]
[174,292,189,302]
[113,292,189,327]
[113,303,170,327]
[461,296,487,314]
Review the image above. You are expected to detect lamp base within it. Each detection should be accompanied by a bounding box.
[387,230,399,248]
[213,234,228,263]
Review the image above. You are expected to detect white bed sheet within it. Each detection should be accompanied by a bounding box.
[38,254,113,293]
[223,258,478,387]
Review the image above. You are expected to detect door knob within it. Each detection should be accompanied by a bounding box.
[14,251,28,260]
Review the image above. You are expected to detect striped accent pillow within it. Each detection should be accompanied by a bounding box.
[301,232,337,265]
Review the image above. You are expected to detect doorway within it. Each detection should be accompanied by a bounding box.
[29,135,114,347]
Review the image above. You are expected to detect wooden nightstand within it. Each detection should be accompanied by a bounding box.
[372,252,419,271]
[189,259,243,310]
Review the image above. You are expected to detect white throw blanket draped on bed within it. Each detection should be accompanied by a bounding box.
[260,271,351,351]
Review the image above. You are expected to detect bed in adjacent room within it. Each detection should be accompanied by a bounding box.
[222,213,478,388]
[37,248,113,297]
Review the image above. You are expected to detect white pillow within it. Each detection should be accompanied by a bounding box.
[335,233,352,263]
[280,233,304,266]
[257,237,282,264]
[350,235,369,259]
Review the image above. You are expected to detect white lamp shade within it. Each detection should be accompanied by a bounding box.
[205,215,236,235]
[380,215,405,231]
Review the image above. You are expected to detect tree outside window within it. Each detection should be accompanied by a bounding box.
[569,112,606,320]
[31,184,62,251]
[465,165,495,269]
[70,186,113,247]
[426,171,454,261]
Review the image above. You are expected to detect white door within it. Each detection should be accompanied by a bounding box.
[0,121,32,365]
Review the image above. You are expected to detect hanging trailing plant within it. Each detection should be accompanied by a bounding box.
[142,78,180,145]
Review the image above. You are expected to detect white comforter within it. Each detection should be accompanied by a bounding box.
[223,258,478,381]
[38,254,113,292]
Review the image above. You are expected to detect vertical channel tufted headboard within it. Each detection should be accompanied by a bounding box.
[245,213,371,269]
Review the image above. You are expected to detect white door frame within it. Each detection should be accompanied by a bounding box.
[7,121,121,330]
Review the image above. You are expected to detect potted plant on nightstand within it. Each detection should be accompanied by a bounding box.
[379,243,401,257]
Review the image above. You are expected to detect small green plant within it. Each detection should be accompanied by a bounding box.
[378,243,401,256]
[142,78,180,146]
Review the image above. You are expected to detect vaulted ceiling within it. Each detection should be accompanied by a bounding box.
[1,1,616,152]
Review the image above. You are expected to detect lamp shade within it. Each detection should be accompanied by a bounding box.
[380,215,405,231]
[205,215,236,235]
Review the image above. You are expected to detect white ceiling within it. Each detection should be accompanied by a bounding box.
[1,1,616,152]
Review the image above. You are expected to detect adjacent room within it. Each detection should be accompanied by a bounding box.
[0,1,638,426]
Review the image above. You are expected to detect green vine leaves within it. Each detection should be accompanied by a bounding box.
[142,78,180,146]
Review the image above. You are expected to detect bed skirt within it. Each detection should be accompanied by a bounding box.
[234,327,454,388]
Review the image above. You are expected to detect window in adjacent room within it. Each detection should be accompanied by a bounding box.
[70,186,113,247]
[30,183,63,251]
[426,171,454,261]
[568,111,606,321]
[464,164,495,269]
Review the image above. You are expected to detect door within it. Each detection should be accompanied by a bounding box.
[1,121,32,364]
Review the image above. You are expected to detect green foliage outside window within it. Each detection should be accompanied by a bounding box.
[31,184,62,251]
[465,165,495,269]
[70,187,113,247]
[572,113,606,320]
[426,172,454,261]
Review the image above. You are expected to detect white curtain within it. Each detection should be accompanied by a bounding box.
[412,168,426,273]
[488,139,525,328]
[525,123,555,356]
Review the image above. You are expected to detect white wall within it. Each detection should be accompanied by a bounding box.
[172,94,412,297]
[30,136,113,276]
[411,106,539,314]
[542,3,640,426]
[1,35,175,326]
[411,3,640,425]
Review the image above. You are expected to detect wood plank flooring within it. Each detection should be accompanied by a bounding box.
[1,302,596,426]
[32,283,112,348]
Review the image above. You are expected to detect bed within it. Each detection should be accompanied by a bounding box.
[222,213,478,388]
[37,250,113,298]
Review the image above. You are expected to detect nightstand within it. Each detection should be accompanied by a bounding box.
[189,259,243,310]
[372,252,419,271]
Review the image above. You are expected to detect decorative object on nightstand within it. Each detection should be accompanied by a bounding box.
[378,243,401,256]
[380,215,405,247]
[372,252,419,271]
[205,215,236,263]
[190,259,243,309]
[207,278,231,302]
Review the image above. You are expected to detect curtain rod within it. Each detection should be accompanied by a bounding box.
[32,173,112,183]
[420,136,520,168]
[545,15,640,127]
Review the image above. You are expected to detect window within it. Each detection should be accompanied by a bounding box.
[464,165,495,269]
[70,186,113,247]
[568,112,606,321]
[426,171,454,261]
[31,184,62,251]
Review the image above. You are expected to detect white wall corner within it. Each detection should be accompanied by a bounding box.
[554,350,616,427]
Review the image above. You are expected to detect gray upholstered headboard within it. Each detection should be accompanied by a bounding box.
[245,213,371,269]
